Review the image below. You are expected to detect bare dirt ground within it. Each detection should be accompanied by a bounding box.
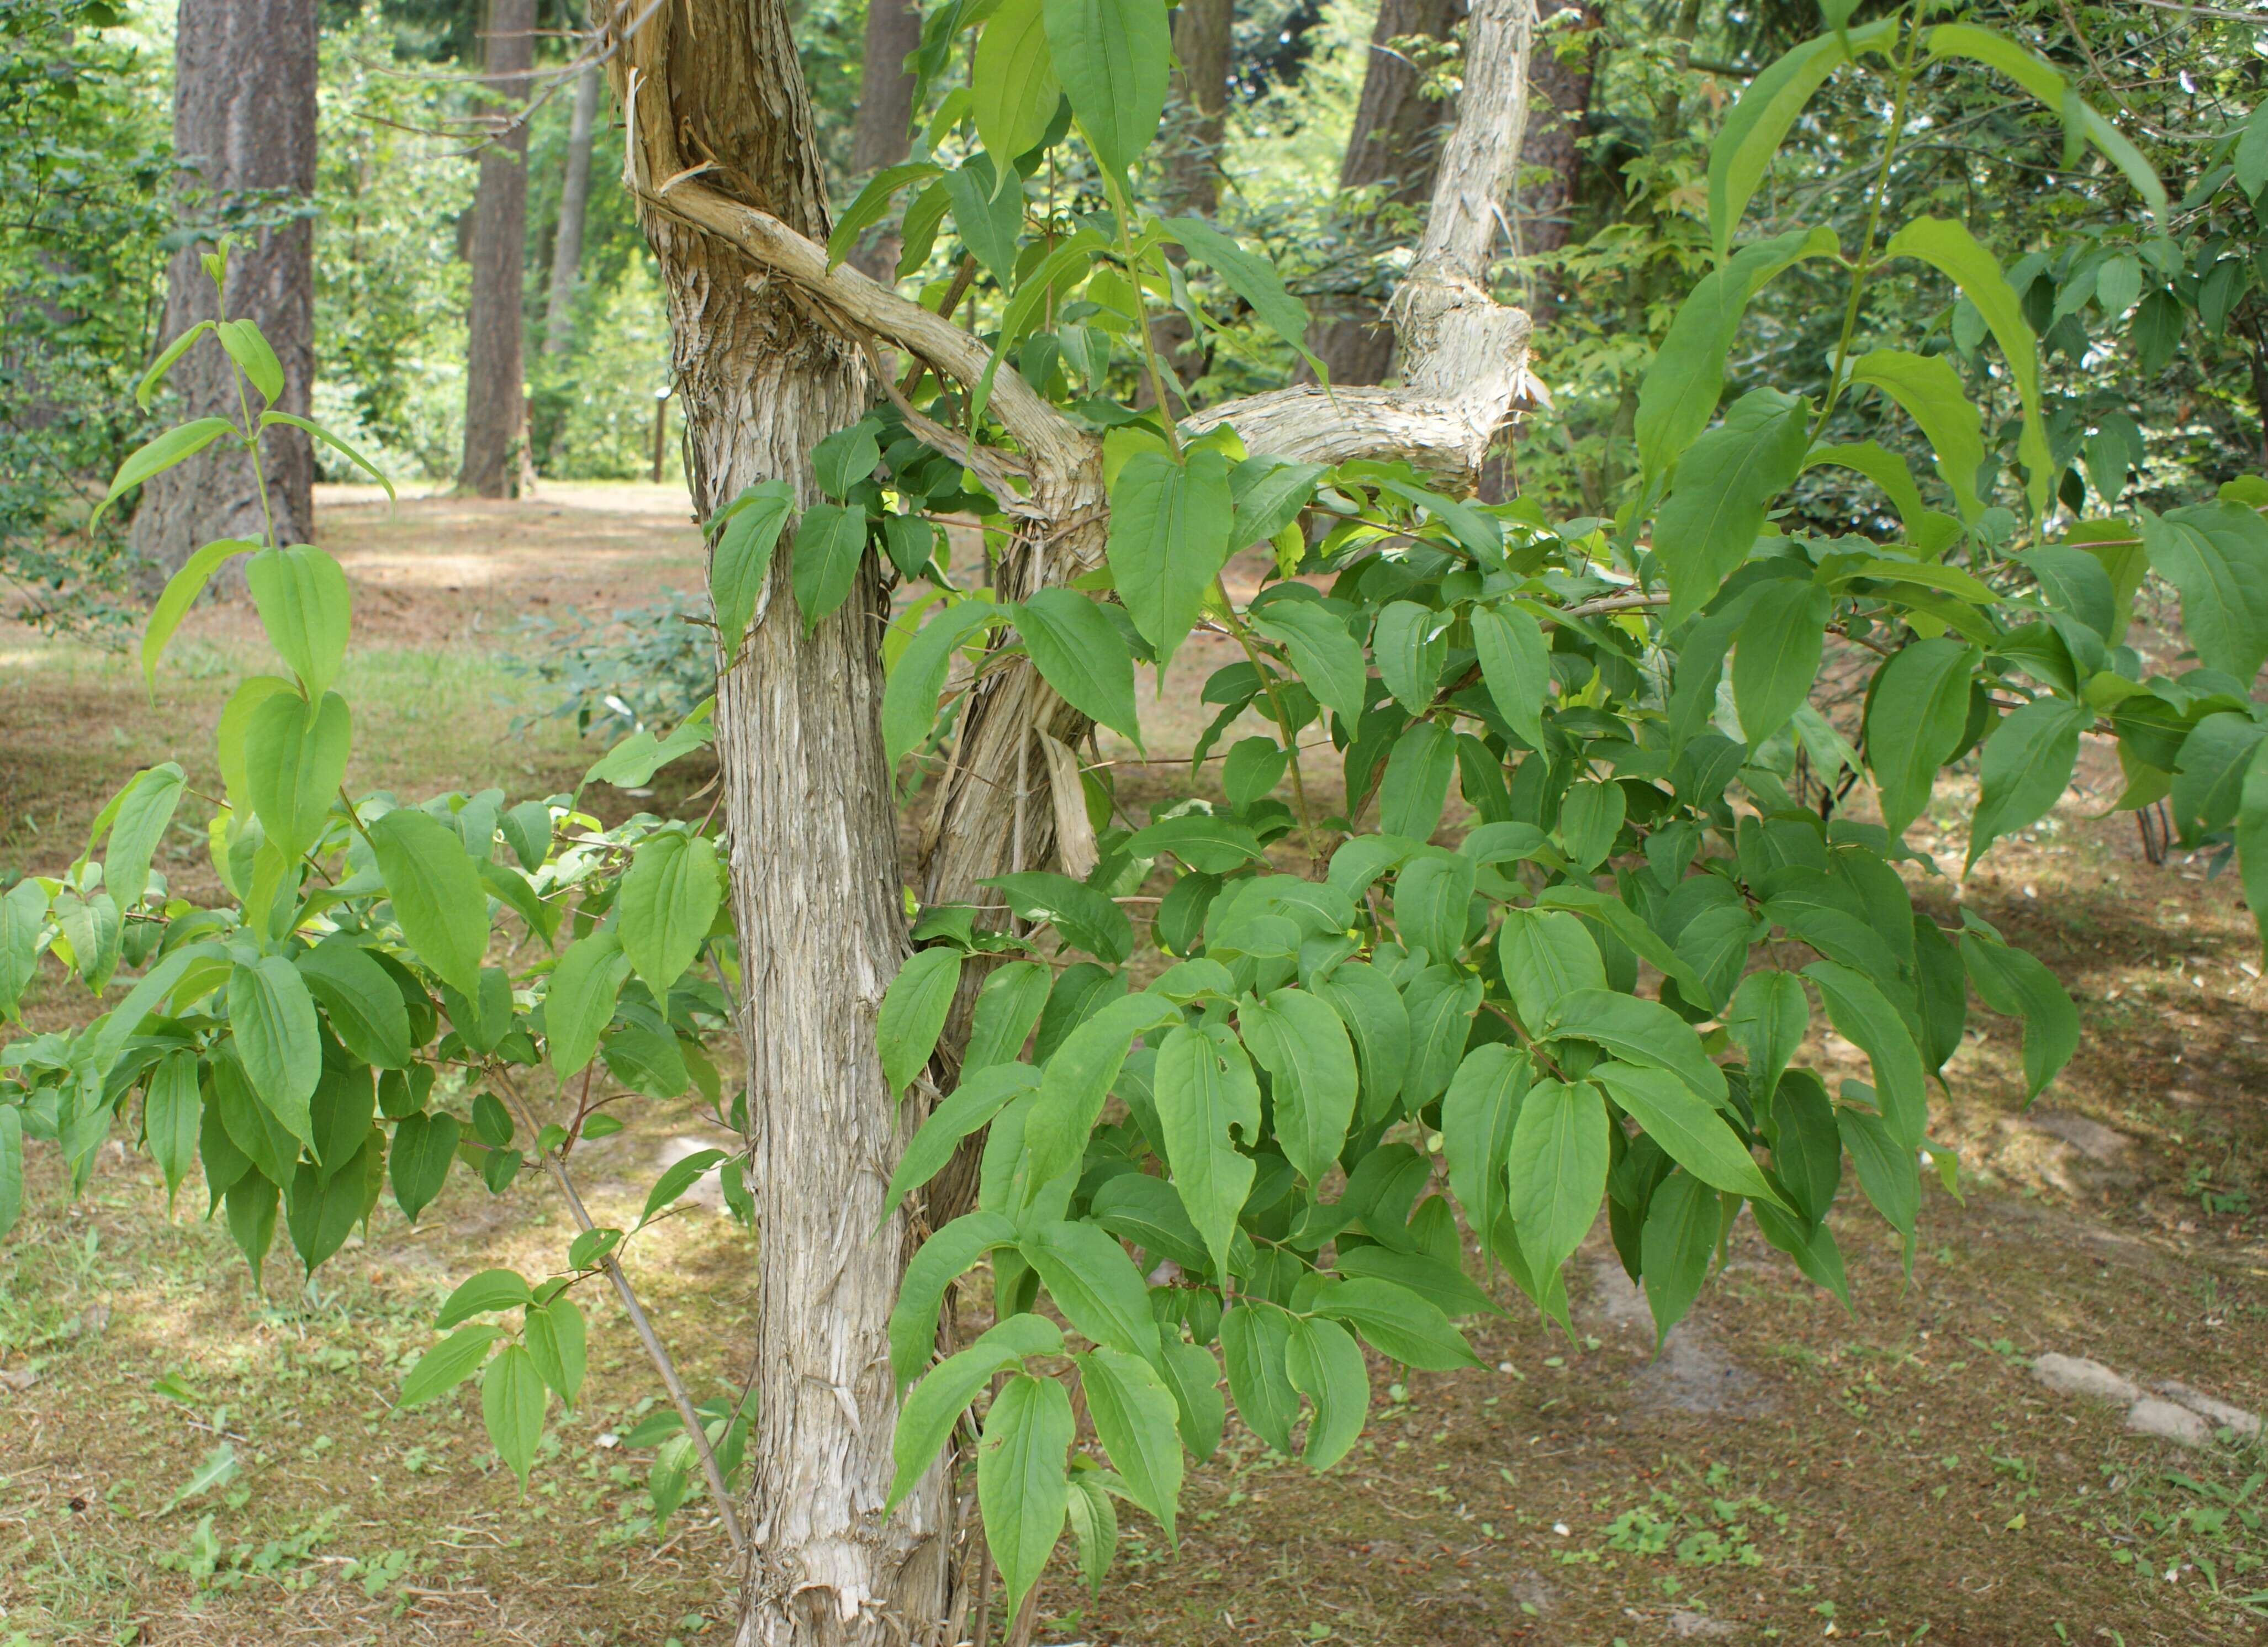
[2,485,2264,1646]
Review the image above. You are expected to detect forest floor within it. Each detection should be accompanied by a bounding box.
[2,483,2266,1647]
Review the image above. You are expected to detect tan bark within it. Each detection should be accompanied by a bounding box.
[133,0,317,578]
[461,0,535,497]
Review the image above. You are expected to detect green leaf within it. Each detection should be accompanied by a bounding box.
[1707,22,1895,257]
[1239,988,1357,1186]
[135,319,212,407]
[709,480,795,663]
[1726,968,1806,1111]
[1637,226,1840,484]
[889,1313,1064,1512]
[1162,215,1323,378]
[1442,1044,1531,1247]
[974,0,1061,163]
[884,599,998,767]
[92,416,238,529]
[1969,698,2089,867]
[481,1343,549,1489]
[1219,1303,1298,1451]
[1076,1347,1183,1539]
[642,1148,729,1223]
[1839,1105,1918,1244]
[1731,580,1831,743]
[1090,1173,1209,1270]
[1026,992,1176,1182]
[369,808,489,999]
[244,688,351,861]
[1640,1171,1721,1343]
[438,1267,533,1327]
[1557,777,1625,872]
[398,1323,503,1406]
[1284,1315,1367,1471]
[1015,588,1142,746]
[2140,503,2268,683]
[1847,350,1989,525]
[298,940,413,1070]
[1546,988,1726,1106]
[142,539,259,693]
[246,545,352,703]
[544,930,629,1079]
[1506,1076,1609,1283]
[1065,1463,1119,1595]
[1313,960,1408,1120]
[1313,1276,1480,1370]
[144,1050,202,1209]
[1250,601,1366,730]
[789,502,868,632]
[1921,24,2164,224]
[965,959,1052,1070]
[982,870,1134,962]
[1471,601,1550,750]
[257,411,394,496]
[230,956,320,1148]
[812,419,884,502]
[1023,1218,1162,1361]
[1654,388,1811,626]
[1495,908,1605,1027]
[1153,1024,1259,1275]
[1044,0,1170,185]
[581,698,716,791]
[877,947,965,1099]
[943,157,1027,288]
[1159,1337,1226,1460]
[1864,638,1977,841]
[215,317,283,402]
[1589,1062,1786,1208]
[826,162,944,268]
[1960,931,2078,1102]
[1126,815,1265,875]
[1393,851,1474,967]
[1227,456,1326,551]
[524,1298,587,1409]
[1880,219,2049,513]
[1376,719,1457,842]
[1399,964,1480,1111]
[891,1211,1022,1383]
[1107,448,1234,676]
[1802,960,1928,1149]
[617,831,722,999]
[0,1106,21,1243]
[1801,440,1939,542]
[2019,545,2116,638]
[2240,742,2268,951]
[886,1064,1042,1219]
[978,1372,1076,1624]
[1372,601,1444,716]
[389,1110,459,1223]
[98,762,185,913]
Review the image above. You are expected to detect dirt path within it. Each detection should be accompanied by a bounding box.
[1,490,2264,1644]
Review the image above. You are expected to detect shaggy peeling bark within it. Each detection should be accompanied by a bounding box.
[601,1,1537,1640]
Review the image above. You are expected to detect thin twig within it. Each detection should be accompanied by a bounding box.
[491,1077,748,1555]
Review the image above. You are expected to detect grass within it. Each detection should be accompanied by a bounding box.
[3,491,2266,1644]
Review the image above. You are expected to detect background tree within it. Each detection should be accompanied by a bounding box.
[542,61,600,356]
[460,0,535,496]
[845,0,923,278]
[131,0,318,574]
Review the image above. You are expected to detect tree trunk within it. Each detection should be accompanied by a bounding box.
[844,0,924,281]
[461,0,535,497]
[132,0,316,576]
[605,5,960,1643]
[543,65,601,356]
[1141,0,1235,400]
[1307,0,1464,384]
[596,2,1537,1640]
[1514,0,1593,294]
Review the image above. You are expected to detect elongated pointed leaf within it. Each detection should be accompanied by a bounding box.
[1107,448,1234,675]
[1015,587,1141,746]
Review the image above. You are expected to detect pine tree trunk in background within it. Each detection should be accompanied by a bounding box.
[543,65,601,356]
[606,2,958,1641]
[1143,0,1234,398]
[133,0,316,577]
[1515,0,1594,283]
[845,0,923,281]
[461,0,535,497]
[1308,0,1464,385]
